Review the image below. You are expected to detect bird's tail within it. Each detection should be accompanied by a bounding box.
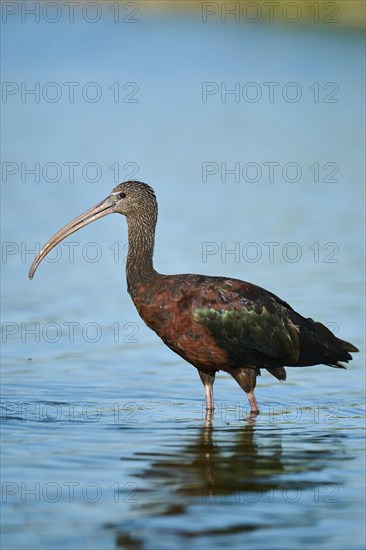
[336,337,359,353]
[312,321,359,368]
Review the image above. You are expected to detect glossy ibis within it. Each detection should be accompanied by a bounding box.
[29,181,358,415]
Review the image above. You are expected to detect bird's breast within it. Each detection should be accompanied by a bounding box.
[129,282,228,370]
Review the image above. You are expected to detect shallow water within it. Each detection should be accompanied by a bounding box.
[1,9,365,550]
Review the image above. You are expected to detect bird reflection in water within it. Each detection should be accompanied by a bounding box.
[112,421,347,546]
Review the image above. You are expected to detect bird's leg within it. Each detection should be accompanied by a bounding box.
[198,370,215,411]
[230,367,260,416]
[246,390,259,415]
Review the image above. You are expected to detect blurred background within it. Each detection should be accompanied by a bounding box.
[1,1,365,549]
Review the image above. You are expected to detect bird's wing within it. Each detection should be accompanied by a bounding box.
[188,279,301,366]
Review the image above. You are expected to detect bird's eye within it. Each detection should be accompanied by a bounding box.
[118,192,126,199]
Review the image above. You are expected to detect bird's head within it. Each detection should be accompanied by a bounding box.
[28,180,157,279]
[111,180,157,218]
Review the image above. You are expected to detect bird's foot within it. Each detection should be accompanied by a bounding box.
[204,408,214,425]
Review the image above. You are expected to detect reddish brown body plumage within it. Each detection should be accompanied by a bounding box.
[29,181,359,416]
[130,275,229,373]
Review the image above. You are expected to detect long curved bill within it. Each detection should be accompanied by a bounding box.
[29,195,116,279]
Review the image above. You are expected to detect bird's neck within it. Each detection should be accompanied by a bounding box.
[126,215,158,291]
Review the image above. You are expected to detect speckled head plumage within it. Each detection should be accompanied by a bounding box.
[111,180,158,224]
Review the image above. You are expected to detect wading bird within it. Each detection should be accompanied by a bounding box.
[29,181,358,415]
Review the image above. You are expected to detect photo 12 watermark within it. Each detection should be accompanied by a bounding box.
[1,320,140,344]
[2,240,131,265]
[1,81,140,104]
[201,241,340,264]
[1,2,140,24]
[201,2,341,25]
[201,161,339,184]
[201,81,339,103]
[1,480,139,503]
[1,160,140,184]
[2,161,139,184]
[202,481,339,504]
[202,399,341,423]
[0,400,140,423]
